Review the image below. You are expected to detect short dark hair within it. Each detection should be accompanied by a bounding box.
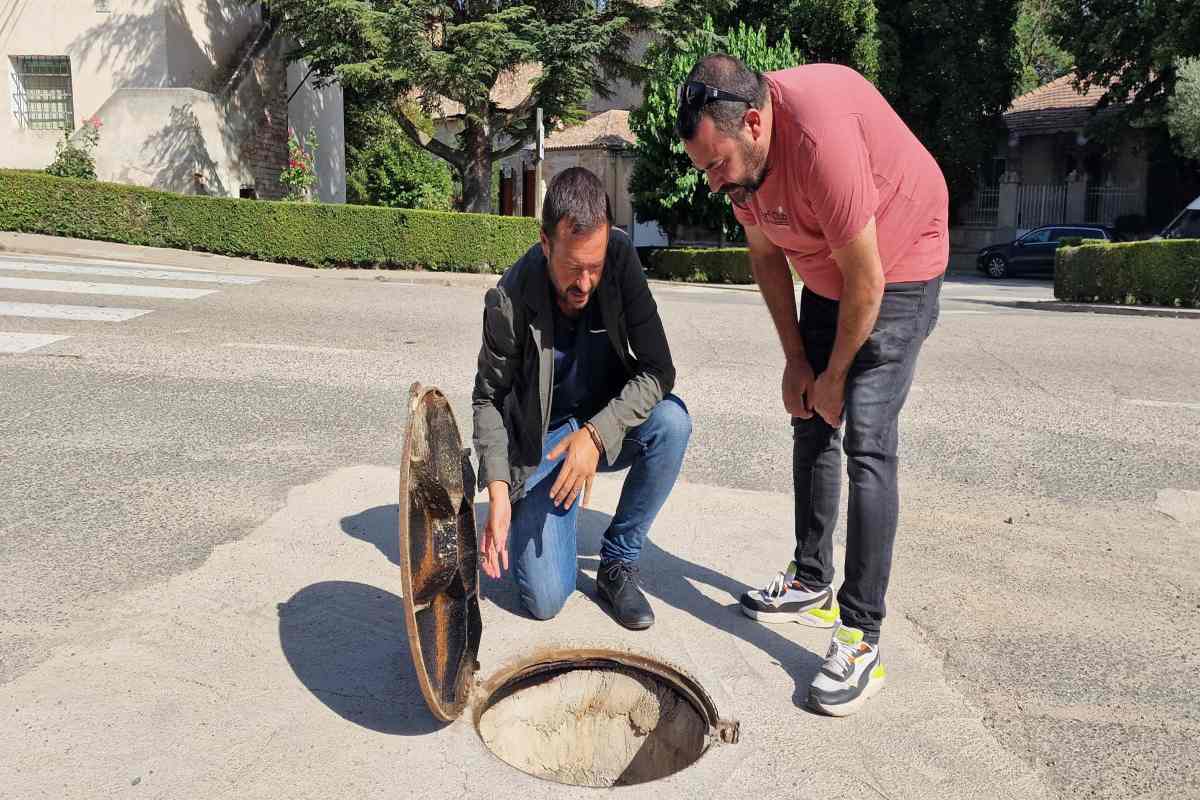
[676,53,767,141]
[541,167,612,240]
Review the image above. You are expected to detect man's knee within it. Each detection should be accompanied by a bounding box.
[650,395,692,447]
[841,415,895,462]
[793,415,839,460]
[521,579,573,620]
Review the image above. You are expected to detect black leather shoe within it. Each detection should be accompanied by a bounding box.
[597,560,654,630]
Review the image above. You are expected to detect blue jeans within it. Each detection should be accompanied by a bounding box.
[793,276,942,643]
[510,395,691,620]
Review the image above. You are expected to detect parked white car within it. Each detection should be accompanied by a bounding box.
[1161,195,1200,239]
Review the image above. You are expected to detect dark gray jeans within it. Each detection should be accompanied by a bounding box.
[792,275,942,643]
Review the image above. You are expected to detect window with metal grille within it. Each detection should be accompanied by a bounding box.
[94,0,111,11]
[10,56,75,131]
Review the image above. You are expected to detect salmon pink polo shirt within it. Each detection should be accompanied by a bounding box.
[732,64,949,300]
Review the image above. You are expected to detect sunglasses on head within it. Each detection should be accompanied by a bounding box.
[677,80,753,112]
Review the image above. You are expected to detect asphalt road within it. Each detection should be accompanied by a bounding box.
[1,241,1197,798]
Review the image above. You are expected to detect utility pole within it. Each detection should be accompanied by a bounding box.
[534,107,545,218]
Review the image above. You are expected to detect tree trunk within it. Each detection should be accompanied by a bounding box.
[459,118,493,214]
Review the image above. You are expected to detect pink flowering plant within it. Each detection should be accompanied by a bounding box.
[280,127,319,201]
[46,116,102,181]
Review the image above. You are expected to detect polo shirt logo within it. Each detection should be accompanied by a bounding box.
[764,205,790,226]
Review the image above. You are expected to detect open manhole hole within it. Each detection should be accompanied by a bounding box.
[398,384,739,788]
[475,653,735,788]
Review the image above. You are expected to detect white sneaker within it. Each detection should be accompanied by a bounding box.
[808,623,887,717]
[739,561,839,628]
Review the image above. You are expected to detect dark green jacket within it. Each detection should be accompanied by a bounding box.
[471,230,675,501]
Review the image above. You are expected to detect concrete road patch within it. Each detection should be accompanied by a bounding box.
[1155,488,1200,526]
[0,467,1055,800]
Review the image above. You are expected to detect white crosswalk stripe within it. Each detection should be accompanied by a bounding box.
[0,332,70,353]
[0,255,266,356]
[0,260,263,285]
[0,301,152,321]
[0,277,217,299]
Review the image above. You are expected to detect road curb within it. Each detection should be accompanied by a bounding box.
[1010,300,1200,319]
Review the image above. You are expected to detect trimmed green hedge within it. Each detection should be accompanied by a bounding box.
[648,247,754,284]
[0,169,539,271]
[1056,239,1200,308]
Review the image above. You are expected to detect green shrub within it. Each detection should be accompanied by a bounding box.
[649,248,754,284]
[0,169,539,272]
[46,117,102,181]
[346,107,454,211]
[1056,239,1200,307]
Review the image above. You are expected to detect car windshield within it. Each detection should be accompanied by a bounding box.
[1164,210,1200,239]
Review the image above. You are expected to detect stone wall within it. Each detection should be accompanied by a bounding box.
[237,36,289,199]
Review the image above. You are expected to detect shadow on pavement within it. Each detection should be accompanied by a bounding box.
[277,580,447,736]
[341,505,400,565]
[345,503,825,710]
[339,500,825,714]
[571,507,824,709]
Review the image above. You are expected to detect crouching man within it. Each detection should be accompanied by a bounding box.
[471,167,691,630]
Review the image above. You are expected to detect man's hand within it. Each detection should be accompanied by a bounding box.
[811,369,846,427]
[547,428,600,510]
[482,480,512,579]
[783,357,816,419]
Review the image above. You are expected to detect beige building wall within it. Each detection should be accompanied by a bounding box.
[504,147,632,229]
[90,87,241,194]
[1,0,260,170]
[1014,130,1148,189]
[287,62,346,203]
[1017,135,1059,184]
[0,0,172,169]
[0,3,345,202]
[164,0,259,89]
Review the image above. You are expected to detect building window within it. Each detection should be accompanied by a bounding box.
[94,0,111,11]
[10,56,74,131]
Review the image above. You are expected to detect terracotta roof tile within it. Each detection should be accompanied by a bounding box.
[1008,74,1106,112]
[1003,73,1120,134]
[545,109,634,150]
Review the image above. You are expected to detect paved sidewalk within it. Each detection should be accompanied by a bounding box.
[0,466,1056,799]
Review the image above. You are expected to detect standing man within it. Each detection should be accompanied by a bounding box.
[472,167,691,630]
[678,56,947,715]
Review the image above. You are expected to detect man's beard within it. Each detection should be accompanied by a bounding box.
[721,139,770,207]
[552,279,592,313]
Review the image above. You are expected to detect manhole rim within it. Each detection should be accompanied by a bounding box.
[470,646,740,743]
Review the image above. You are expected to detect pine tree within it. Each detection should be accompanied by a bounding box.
[269,0,655,213]
[719,0,879,80]
[1046,0,1200,129]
